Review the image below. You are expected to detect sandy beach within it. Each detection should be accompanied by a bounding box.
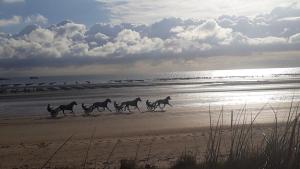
[0,106,286,169]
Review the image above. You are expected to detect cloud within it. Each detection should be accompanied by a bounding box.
[0,16,22,27]
[97,0,297,24]
[171,20,232,43]
[217,3,300,38]
[277,16,300,22]
[24,14,48,25]
[289,33,300,43]
[0,3,300,73]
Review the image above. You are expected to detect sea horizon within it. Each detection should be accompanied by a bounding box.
[2,67,300,86]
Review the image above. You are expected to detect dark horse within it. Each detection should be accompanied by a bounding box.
[59,101,77,116]
[92,99,112,112]
[154,96,172,110]
[121,97,142,112]
[81,103,95,115]
[146,100,157,112]
[47,104,61,118]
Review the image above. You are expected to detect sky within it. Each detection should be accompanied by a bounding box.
[0,0,300,77]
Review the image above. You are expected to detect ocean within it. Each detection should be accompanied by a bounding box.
[1,67,300,124]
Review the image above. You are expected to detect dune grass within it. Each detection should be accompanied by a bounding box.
[169,101,300,169]
[120,101,300,169]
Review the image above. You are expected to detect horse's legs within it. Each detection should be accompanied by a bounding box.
[136,106,141,112]
[168,103,173,107]
[127,106,131,112]
[154,103,159,110]
[62,110,66,116]
[97,107,104,112]
[106,107,112,112]
[151,103,156,111]
[163,104,166,109]
[159,104,165,110]
[71,109,75,116]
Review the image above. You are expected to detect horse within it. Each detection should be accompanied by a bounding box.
[154,96,172,110]
[59,101,77,116]
[47,104,61,118]
[114,101,124,112]
[92,99,112,112]
[121,97,142,112]
[81,103,95,115]
[146,100,157,112]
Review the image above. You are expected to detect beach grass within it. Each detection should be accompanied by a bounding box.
[167,101,300,169]
[118,101,300,169]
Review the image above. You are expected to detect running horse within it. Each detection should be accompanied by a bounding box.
[92,99,112,112]
[59,101,77,116]
[121,97,142,112]
[154,96,172,110]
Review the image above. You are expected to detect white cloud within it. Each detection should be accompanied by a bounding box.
[88,29,164,57]
[277,16,300,21]
[25,14,48,25]
[0,16,22,27]
[171,20,232,43]
[247,36,287,45]
[25,28,54,44]
[94,32,109,41]
[289,33,300,43]
[0,3,300,70]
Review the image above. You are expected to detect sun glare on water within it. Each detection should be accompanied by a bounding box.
[210,68,292,78]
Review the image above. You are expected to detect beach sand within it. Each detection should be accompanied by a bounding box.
[0,107,280,169]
